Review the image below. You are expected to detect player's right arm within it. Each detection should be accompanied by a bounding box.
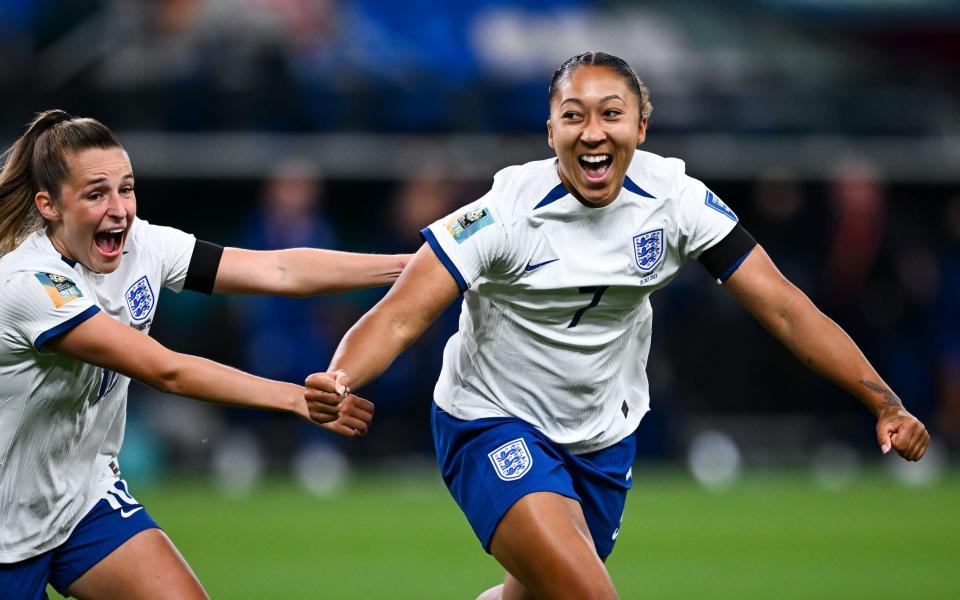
[45,312,372,432]
[305,243,460,400]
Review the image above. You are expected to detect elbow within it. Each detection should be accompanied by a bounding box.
[143,353,185,395]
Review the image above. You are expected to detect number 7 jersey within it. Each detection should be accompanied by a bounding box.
[421,151,739,454]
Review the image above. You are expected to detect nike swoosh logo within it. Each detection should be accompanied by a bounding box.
[120,506,144,519]
[612,527,620,540]
[524,258,559,272]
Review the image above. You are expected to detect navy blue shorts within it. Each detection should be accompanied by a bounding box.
[432,403,636,558]
[0,479,160,600]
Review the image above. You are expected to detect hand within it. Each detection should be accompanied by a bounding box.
[876,407,930,461]
[303,370,349,424]
[319,394,375,438]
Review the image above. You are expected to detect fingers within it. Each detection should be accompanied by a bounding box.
[304,379,341,424]
[877,415,930,461]
[877,427,894,455]
[894,423,930,462]
[304,370,348,394]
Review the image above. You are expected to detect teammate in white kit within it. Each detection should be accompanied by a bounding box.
[305,53,930,600]
[0,110,407,599]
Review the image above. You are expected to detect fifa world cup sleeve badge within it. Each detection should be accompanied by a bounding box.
[34,272,83,308]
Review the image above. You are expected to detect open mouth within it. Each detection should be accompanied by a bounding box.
[94,228,125,258]
[578,154,612,183]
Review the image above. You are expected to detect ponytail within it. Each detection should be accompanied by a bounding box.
[0,110,121,255]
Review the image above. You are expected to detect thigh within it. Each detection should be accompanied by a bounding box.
[568,434,637,559]
[489,492,618,600]
[432,405,581,553]
[65,528,207,600]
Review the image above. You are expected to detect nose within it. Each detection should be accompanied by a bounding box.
[106,191,127,219]
[580,115,606,145]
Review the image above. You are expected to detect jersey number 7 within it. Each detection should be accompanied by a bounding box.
[568,286,609,328]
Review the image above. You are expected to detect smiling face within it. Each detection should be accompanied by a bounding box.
[35,147,136,273]
[547,65,648,208]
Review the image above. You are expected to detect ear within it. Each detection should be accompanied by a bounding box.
[637,117,648,146]
[35,191,61,222]
[546,118,555,149]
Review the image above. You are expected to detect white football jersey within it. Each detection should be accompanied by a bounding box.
[422,151,739,454]
[0,218,194,561]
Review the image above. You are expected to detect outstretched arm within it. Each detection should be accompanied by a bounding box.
[213,247,411,296]
[46,312,372,437]
[305,243,460,402]
[723,245,929,460]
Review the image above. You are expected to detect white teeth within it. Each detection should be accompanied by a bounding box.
[580,155,610,163]
[106,229,124,234]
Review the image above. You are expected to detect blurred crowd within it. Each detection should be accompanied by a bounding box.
[2,0,958,134]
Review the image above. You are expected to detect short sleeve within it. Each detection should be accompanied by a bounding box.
[138,221,196,292]
[677,176,740,262]
[420,192,509,293]
[0,268,100,351]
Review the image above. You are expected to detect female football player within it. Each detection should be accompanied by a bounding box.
[0,110,408,599]
[306,52,930,600]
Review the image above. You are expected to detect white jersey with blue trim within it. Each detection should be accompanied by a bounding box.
[422,151,739,454]
[0,217,194,562]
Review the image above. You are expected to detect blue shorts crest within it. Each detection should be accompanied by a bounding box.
[488,438,533,481]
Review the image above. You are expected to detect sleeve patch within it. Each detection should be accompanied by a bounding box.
[705,190,738,222]
[33,272,83,307]
[446,207,495,244]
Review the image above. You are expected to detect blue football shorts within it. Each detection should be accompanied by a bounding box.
[0,478,160,600]
[432,403,637,558]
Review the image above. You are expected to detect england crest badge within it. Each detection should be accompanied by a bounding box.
[633,228,664,272]
[488,438,533,481]
[125,275,155,322]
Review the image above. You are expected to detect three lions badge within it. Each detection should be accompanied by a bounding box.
[633,228,664,272]
[125,275,154,322]
[488,438,533,481]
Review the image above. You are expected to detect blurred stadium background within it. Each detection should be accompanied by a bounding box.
[2,0,959,597]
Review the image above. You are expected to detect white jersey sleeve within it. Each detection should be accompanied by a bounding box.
[135,219,196,292]
[0,265,101,352]
[421,191,511,292]
[676,175,740,262]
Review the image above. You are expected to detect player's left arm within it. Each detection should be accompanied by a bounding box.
[723,245,930,461]
[212,246,412,296]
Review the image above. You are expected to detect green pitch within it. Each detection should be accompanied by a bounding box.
[49,469,960,599]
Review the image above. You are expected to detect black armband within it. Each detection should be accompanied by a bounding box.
[697,223,757,282]
[183,239,224,294]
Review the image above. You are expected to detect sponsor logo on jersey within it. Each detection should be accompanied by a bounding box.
[488,437,533,481]
[705,189,738,221]
[446,206,494,244]
[34,272,83,307]
[125,275,155,322]
[633,228,665,272]
[523,258,559,273]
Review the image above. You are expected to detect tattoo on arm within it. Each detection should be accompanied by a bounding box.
[859,379,903,408]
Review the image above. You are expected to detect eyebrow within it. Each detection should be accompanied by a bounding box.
[83,173,134,185]
[559,94,626,107]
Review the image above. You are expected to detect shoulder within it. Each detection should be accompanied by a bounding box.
[485,158,563,224]
[0,247,83,317]
[126,217,195,254]
[625,150,688,200]
[0,235,71,284]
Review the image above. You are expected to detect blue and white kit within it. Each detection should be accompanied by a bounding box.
[0,217,210,594]
[422,151,754,552]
